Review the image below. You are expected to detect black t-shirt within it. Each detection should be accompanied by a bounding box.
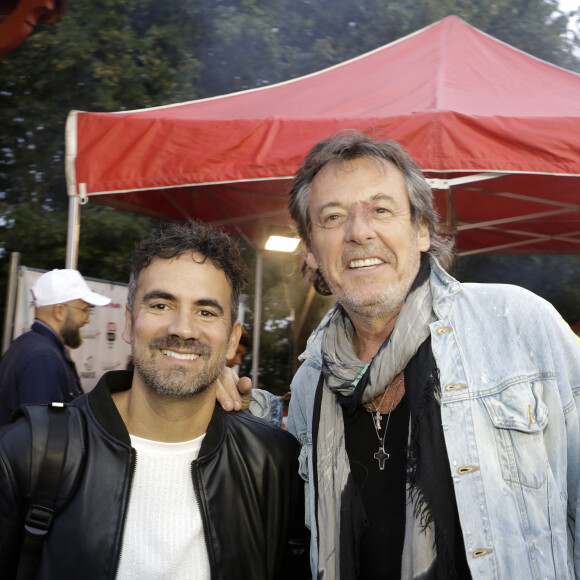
[343,394,410,580]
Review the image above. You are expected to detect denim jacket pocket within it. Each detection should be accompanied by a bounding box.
[483,381,549,489]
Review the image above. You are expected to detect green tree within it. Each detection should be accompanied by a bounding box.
[0,0,197,320]
[0,0,181,209]
[274,0,579,79]
[0,201,156,290]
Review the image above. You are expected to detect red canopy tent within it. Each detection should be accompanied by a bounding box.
[65,15,580,263]
[65,15,580,380]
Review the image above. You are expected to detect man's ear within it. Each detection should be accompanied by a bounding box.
[303,244,319,270]
[417,220,431,253]
[226,321,242,361]
[122,305,132,345]
[52,303,67,323]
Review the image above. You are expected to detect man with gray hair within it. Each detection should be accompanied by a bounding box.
[285,130,580,579]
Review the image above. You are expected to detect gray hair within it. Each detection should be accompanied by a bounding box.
[288,130,454,295]
[127,221,247,323]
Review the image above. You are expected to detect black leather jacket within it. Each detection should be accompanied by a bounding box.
[0,371,310,580]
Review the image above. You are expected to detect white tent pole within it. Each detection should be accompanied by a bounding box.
[2,252,20,354]
[64,110,81,270]
[66,194,81,269]
[427,173,509,190]
[251,222,267,387]
[251,246,263,386]
[456,207,573,231]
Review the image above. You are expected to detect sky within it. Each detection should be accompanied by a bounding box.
[558,0,579,54]
[558,0,580,26]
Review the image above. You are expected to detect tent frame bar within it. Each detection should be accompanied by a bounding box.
[66,195,81,269]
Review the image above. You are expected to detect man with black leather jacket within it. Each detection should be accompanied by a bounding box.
[0,221,309,580]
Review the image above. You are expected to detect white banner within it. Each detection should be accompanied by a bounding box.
[12,267,132,392]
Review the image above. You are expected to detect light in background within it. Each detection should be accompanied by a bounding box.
[265,235,300,252]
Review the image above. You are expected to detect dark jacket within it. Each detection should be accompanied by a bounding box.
[0,321,83,425]
[0,371,310,580]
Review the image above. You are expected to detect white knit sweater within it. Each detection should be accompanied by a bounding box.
[115,434,210,580]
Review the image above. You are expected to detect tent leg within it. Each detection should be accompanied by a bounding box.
[66,196,81,269]
[251,248,263,386]
[2,252,20,354]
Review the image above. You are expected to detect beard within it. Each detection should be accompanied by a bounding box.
[132,334,227,399]
[320,239,421,322]
[60,311,83,349]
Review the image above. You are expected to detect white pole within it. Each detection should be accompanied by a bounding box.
[2,252,20,353]
[66,194,81,269]
[251,247,263,386]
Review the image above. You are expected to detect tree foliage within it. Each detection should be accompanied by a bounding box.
[0,202,157,283]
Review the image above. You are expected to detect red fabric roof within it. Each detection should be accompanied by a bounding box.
[66,15,580,253]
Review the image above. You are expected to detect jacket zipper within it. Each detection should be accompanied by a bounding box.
[191,461,215,579]
[114,448,137,579]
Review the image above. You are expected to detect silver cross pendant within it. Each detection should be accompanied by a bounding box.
[374,411,382,430]
[374,445,390,470]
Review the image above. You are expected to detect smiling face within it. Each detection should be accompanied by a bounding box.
[304,157,430,323]
[123,254,241,399]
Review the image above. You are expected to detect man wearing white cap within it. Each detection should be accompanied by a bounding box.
[0,269,111,425]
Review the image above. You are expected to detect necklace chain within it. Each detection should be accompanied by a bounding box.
[364,372,404,428]
[366,373,404,470]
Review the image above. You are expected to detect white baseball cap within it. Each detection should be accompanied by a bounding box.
[31,269,111,307]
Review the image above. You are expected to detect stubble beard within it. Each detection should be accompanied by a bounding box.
[132,334,227,399]
[320,240,421,324]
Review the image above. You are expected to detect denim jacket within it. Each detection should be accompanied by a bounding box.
[249,389,283,428]
[287,258,580,579]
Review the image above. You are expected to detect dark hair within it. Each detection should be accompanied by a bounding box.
[127,221,248,323]
[288,130,454,295]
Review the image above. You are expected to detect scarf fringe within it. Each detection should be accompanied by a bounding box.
[407,366,462,580]
[407,369,439,533]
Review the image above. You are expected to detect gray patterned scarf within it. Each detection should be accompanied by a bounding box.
[316,258,435,579]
